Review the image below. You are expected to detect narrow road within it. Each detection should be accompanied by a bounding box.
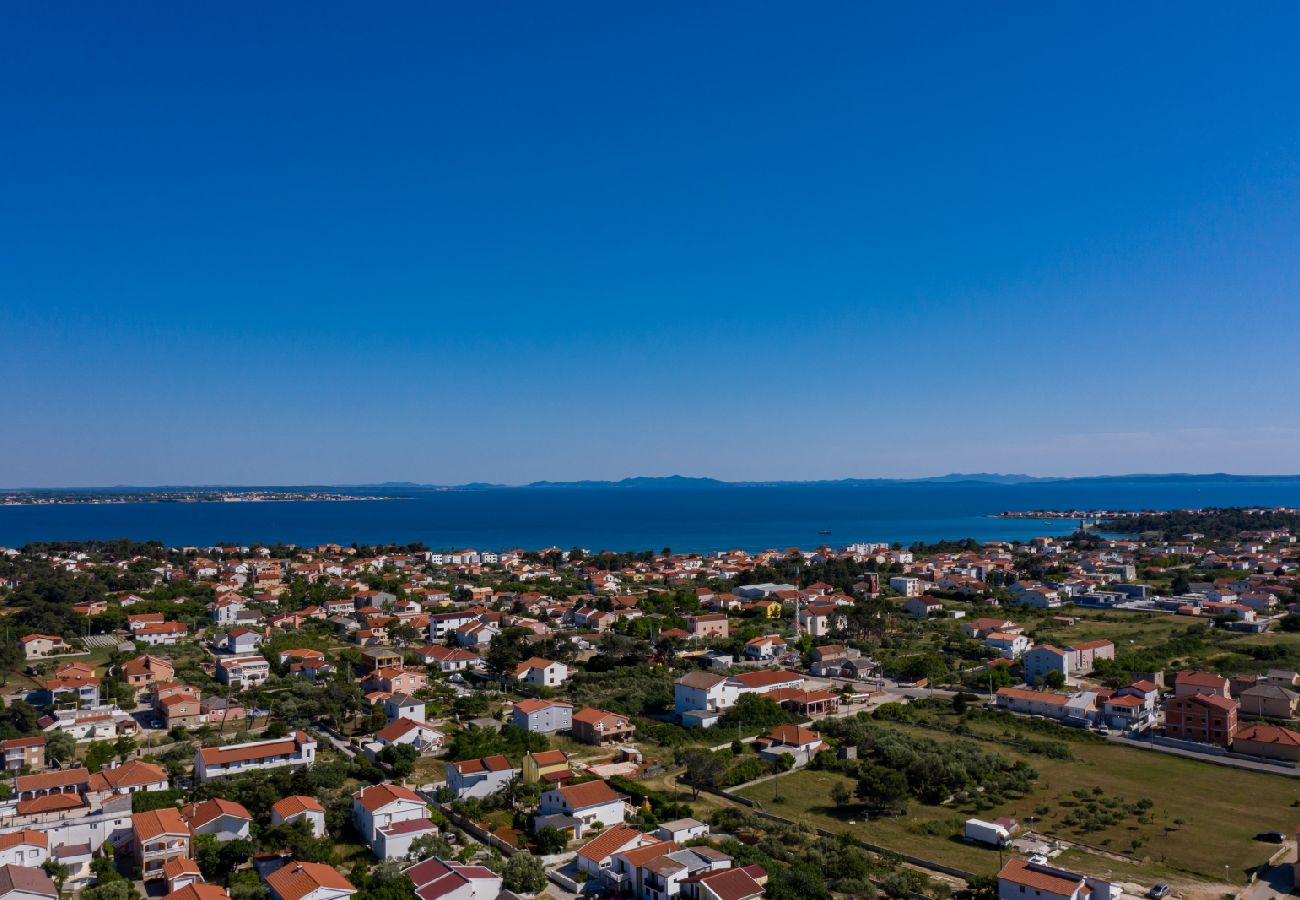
[1108,732,1300,778]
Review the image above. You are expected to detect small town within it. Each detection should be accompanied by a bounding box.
[1,509,1299,900]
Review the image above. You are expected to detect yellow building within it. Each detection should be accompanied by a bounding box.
[522,749,571,784]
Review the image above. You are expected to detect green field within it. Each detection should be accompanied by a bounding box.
[738,720,1298,889]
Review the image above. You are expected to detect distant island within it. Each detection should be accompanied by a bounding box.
[9,472,1300,501]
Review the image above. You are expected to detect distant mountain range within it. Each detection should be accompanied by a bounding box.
[12,473,1300,492]
[366,472,1300,491]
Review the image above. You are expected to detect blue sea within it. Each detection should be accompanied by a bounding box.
[4,480,1300,552]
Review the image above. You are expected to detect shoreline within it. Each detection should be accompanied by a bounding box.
[0,493,400,507]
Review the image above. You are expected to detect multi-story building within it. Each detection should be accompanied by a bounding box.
[510,699,573,735]
[1,737,45,773]
[132,808,191,881]
[512,657,568,688]
[215,655,271,690]
[571,707,636,746]
[1165,693,1238,746]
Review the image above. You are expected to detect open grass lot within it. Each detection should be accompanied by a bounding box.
[738,719,1298,888]
[1031,609,1188,648]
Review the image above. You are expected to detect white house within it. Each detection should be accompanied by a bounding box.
[266,861,356,900]
[181,799,252,842]
[903,596,943,618]
[536,780,627,839]
[403,858,501,900]
[447,755,517,799]
[997,858,1118,900]
[512,657,568,688]
[674,672,743,727]
[889,576,923,597]
[373,718,444,754]
[985,632,1031,659]
[352,783,435,860]
[0,833,49,868]
[194,732,317,782]
[215,655,271,690]
[270,796,327,837]
[384,694,426,723]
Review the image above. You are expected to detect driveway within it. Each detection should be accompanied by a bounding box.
[1242,842,1295,900]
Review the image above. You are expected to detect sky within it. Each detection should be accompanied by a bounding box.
[4,4,1300,486]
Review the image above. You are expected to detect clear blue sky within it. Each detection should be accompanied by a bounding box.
[5,4,1300,486]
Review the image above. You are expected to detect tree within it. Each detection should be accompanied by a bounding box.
[501,853,546,894]
[82,883,138,900]
[42,860,70,894]
[855,764,909,814]
[114,735,137,763]
[681,749,726,799]
[1043,670,1066,690]
[84,740,116,773]
[46,730,77,764]
[486,627,533,678]
[534,825,568,855]
[830,782,852,807]
[379,743,418,777]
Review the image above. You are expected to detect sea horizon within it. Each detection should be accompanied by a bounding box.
[4,477,1300,553]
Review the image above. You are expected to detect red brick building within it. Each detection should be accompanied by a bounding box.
[1165,693,1238,746]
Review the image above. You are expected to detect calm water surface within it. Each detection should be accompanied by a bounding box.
[3,480,1300,552]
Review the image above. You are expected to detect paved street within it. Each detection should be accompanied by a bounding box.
[1109,732,1300,778]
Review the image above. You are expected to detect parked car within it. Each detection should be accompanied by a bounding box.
[1097,725,1110,736]
[1256,831,1286,844]
[1147,883,1170,899]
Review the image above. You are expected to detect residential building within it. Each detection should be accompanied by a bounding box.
[133,808,191,881]
[352,784,435,859]
[512,657,568,688]
[384,694,426,723]
[403,857,501,900]
[903,596,943,618]
[510,699,574,735]
[135,622,188,646]
[522,749,571,785]
[536,780,627,839]
[447,755,517,799]
[122,656,175,694]
[674,672,743,728]
[270,796,327,837]
[742,635,786,661]
[0,833,48,869]
[215,655,271,690]
[265,862,356,900]
[1023,645,1073,686]
[373,718,444,754]
[996,858,1117,900]
[571,707,636,746]
[1233,723,1300,762]
[0,865,57,900]
[1165,693,1238,746]
[194,732,317,782]
[685,614,729,640]
[1174,671,1231,699]
[1238,683,1299,720]
[181,799,253,842]
[1,738,45,773]
[20,635,67,660]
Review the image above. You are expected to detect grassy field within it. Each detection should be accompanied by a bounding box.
[737,719,1299,888]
